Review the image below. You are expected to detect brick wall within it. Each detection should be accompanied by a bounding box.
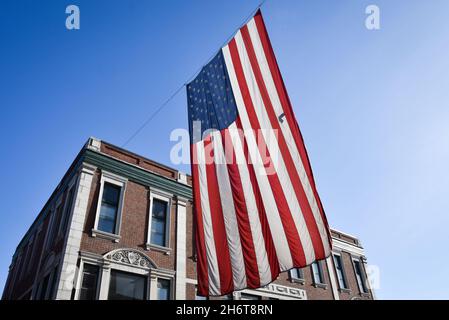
[4,139,373,301]
[79,172,178,270]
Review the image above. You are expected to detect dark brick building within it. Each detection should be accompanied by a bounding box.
[2,138,374,300]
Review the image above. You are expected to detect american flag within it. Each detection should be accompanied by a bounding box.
[187,10,331,297]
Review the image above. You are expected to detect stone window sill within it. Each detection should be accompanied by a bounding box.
[313,282,327,289]
[290,278,306,285]
[339,288,351,294]
[145,243,171,255]
[360,292,371,298]
[91,229,121,243]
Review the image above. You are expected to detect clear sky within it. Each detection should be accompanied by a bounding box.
[1,0,448,299]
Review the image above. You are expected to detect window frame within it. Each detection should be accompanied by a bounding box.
[79,263,101,300]
[333,253,349,291]
[146,189,172,253]
[48,200,64,248]
[92,171,127,242]
[57,176,78,239]
[21,235,35,277]
[311,261,327,288]
[27,227,42,273]
[156,277,172,300]
[75,260,101,300]
[37,272,51,300]
[352,257,368,294]
[108,269,148,301]
[47,264,60,300]
[74,250,176,300]
[289,268,305,284]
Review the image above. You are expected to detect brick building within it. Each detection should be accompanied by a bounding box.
[2,138,374,300]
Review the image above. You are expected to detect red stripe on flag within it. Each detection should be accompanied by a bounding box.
[203,137,234,295]
[235,117,280,280]
[229,39,307,267]
[240,25,326,260]
[253,11,332,251]
[190,144,210,296]
[221,128,260,288]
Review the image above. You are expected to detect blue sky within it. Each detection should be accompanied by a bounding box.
[1,0,449,299]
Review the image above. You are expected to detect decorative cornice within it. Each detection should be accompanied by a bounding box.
[83,149,192,199]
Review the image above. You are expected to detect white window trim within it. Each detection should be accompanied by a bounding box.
[289,268,305,285]
[57,176,78,239]
[75,258,102,300]
[22,233,35,275]
[352,257,369,295]
[44,196,62,251]
[155,275,174,300]
[43,268,58,300]
[74,253,175,300]
[35,270,52,300]
[333,252,350,292]
[311,261,327,289]
[16,233,35,282]
[44,205,56,252]
[27,226,43,273]
[92,171,127,242]
[146,188,172,254]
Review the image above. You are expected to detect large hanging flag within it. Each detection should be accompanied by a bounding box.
[187,10,331,297]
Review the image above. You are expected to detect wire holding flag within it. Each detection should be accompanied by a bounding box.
[187,10,332,297]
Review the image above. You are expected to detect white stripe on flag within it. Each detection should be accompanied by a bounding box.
[247,18,330,255]
[222,45,293,271]
[196,141,221,295]
[227,122,273,285]
[211,130,247,290]
[234,31,315,264]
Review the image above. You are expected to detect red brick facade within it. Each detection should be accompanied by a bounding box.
[2,138,374,300]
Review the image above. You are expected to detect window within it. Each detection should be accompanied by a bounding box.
[108,270,147,300]
[353,259,367,293]
[11,254,22,289]
[150,199,169,247]
[21,241,33,277]
[79,264,100,300]
[98,182,121,234]
[28,230,41,272]
[333,254,348,289]
[93,172,127,241]
[311,261,325,284]
[38,274,50,300]
[48,264,59,299]
[147,191,172,251]
[44,202,63,253]
[290,268,304,281]
[59,187,75,236]
[157,278,171,300]
[55,204,64,234]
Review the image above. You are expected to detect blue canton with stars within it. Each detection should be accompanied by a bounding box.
[187,50,238,144]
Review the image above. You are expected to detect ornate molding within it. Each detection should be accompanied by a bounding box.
[104,249,156,269]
